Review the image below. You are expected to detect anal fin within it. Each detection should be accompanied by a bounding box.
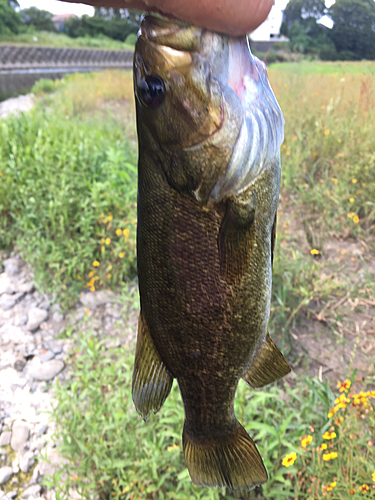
[132,312,173,420]
[243,333,291,388]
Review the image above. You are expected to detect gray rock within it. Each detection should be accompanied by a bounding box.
[16,315,28,326]
[0,273,15,295]
[0,325,29,345]
[11,459,18,475]
[4,491,17,499]
[10,422,30,451]
[52,311,64,323]
[4,258,22,276]
[47,341,63,355]
[26,308,48,332]
[19,453,34,474]
[27,463,40,485]
[17,282,34,294]
[14,355,27,372]
[106,306,122,319]
[29,359,64,381]
[39,299,50,311]
[36,425,47,438]
[38,447,67,477]
[0,466,13,485]
[22,484,42,499]
[0,295,16,310]
[0,432,11,447]
[80,290,116,308]
[39,351,55,363]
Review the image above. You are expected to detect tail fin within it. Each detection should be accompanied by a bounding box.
[182,422,267,491]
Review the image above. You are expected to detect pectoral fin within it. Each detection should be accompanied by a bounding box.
[243,333,291,388]
[132,312,173,420]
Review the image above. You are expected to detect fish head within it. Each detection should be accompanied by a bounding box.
[134,15,284,203]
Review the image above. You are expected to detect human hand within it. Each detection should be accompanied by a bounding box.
[59,0,273,36]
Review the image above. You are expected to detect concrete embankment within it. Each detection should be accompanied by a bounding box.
[0,45,133,100]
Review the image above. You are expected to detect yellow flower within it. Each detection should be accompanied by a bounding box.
[362,183,366,187]
[353,216,359,223]
[326,482,337,492]
[341,250,346,255]
[348,488,356,495]
[90,285,95,292]
[324,129,330,135]
[322,452,338,461]
[338,138,342,143]
[116,228,122,236]
[292,136,297,141]
[349,197,354,202]
[93,260,100,267]
[123,228,130,237]
[282,452,297,467]
[310,249,319,255]
[323,431,337,440]
[320,443,327,450]
[105,238,111,245]
[352,179,357,183]
[331,177,338,184]
[301,435,313,448]
[119,252,125,259]
[282,144,287,149]
[338,379,351,392]
[286,150,290,155]
[107,273,112,279]
[372,470,375,482]
[347,212,355,218]
[100,238,105,244]
[88,270,95,278]
[167,443,179,452]
[359,484,369,493]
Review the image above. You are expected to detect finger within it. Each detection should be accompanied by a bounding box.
[58,0,274,36]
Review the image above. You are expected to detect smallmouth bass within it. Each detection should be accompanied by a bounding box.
[132,14,291,491]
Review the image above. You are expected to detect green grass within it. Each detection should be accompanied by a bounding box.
[0,29,135,50]
[270,61,375,75]
[0,71,137,307]
[43,333,375,500]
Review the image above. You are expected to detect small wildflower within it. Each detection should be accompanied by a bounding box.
[123,228,130,237]
[119,252,125,259]
[105,238,111,245]
[282,144,287,149]
[359,484,369,494]
[350,129,353,134]
[88,270,95,278]
[282,452,297,467]
[107,273,112,279]
[335,416,344,426]
[338,138,342,143]
[321,105,326,109]
[372,470,375,482]
[349,488,356,495]
[331,177,338,184]
[167,443,179,452]
[362,183,366,187]
[324,129,330,135]
[323,431,337,440]
[353,216,359,223]
[100,238,105,244]
[326,482,337,492]
[90,285,95,292]
[322,452,338,461]
[341,250,346,255]
[352,179,357,183]
[93,261,100,267]
[286,150,290,156]
[320,443,327,451]
[338,379,351,392]
[85,309,90,314]
[349,197,354,202]
[310,249,319,255]
[116,228,122,236]
[347,212,355,218]
[301,435,313,448]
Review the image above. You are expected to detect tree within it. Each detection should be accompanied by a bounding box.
[20,7,56,32]
[281,0,326,35]
[328,0,375,60]
[0,0,21,34]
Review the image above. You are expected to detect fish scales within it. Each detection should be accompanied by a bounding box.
[132,14,291,491]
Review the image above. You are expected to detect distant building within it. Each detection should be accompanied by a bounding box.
[250,2,287,42]
[52,14,75,32]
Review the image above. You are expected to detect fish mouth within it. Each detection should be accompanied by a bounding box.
[140,14,201,52]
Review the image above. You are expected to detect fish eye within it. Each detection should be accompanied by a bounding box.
[138,74,165,108]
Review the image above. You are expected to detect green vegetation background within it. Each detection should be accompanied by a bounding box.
[0,63,374,499]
